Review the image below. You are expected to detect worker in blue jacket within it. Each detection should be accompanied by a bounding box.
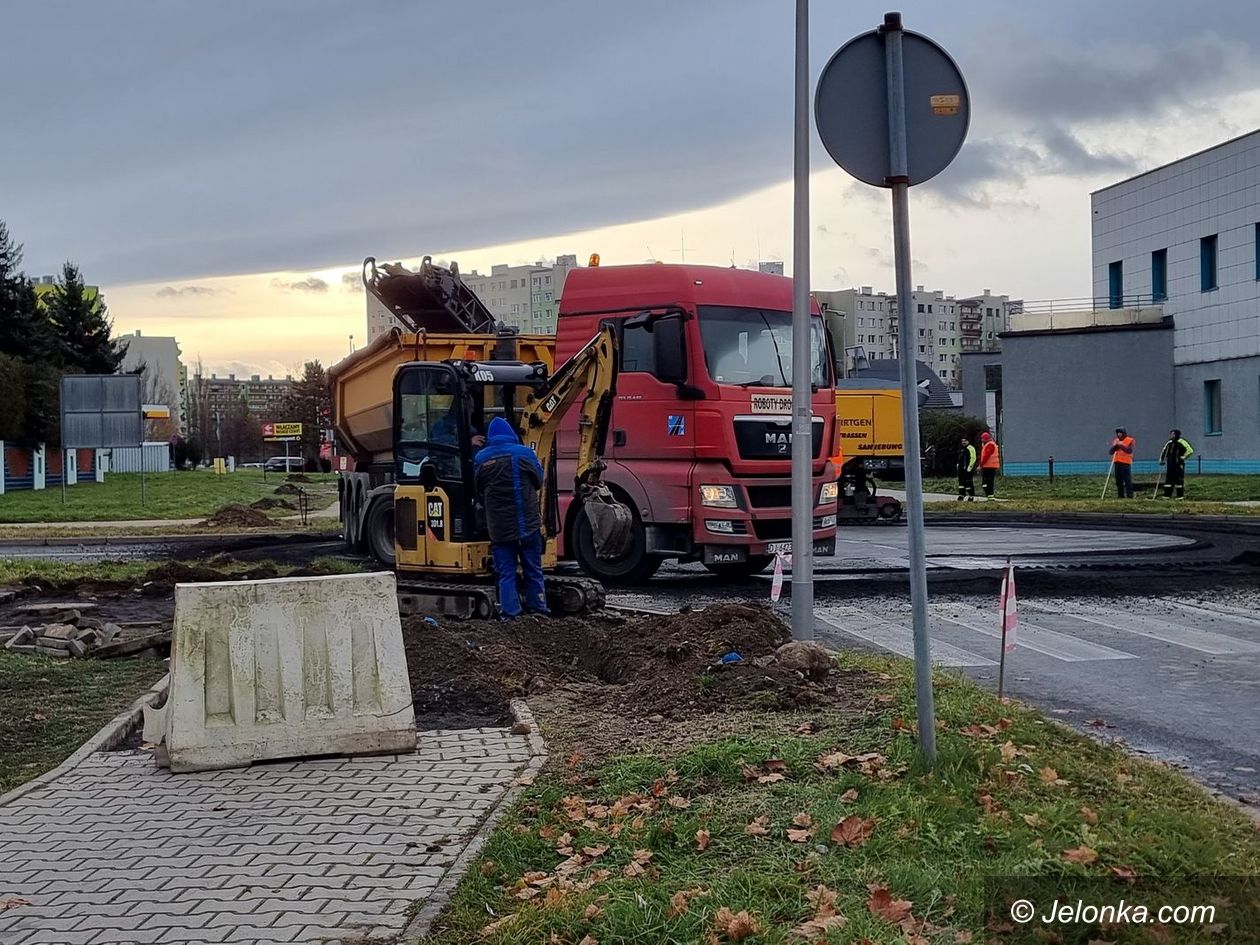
[474,417,550,618]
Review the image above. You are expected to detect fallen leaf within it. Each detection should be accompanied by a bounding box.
[630,815,647,830]
[0,898,30,911]
[584,903,604,920]
[479,914,516,937]
[622,861,646,878]
[588,804,610,818]
[744,815,770,836]
[668,795,691,809]
[757,772,786,785]
[713,906,761,941]
[480,859,496,876]
[665,768,680,784]
[582,844,609,858]
[651,778,669,797]
[960,724,999,738]
[786,827,814,843]
[696,829,711,851]
[1079,805,1099,825]
[866,884,914,923]
[538,824,558,839]
[839,788,859,803]
[792,812,814,828]
[817,751,854,769]
[764,757,788,772]
[740,763,761,782]
[806,884,839,916]
[668,890,691,919]
[32,712,47,722]
[1062,844,1099,865]
[892,717,914,733]
[543,886,568,908]
[1000,741,1019,764]
[1110,865,1138,880]
[955,933,974,944]
[1040,767,1068,786]
[830,815,876,847]
[567,751,584,767]
[578,936,599,945]
[796,721,819,734]
[996,718,1013,730]
[1022,814,1043,829]
[788,913,848,940]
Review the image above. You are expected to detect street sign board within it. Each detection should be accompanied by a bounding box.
[265,436,301,443]
[814,27,969,187]
[60,375,143,449]
[261,422,302,438]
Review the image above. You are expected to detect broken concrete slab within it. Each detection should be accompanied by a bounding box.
[4,626,35,649]
[17,602,97,614]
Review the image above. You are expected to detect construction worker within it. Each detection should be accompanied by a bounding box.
[979,431,1001,500]
[474,417,550,619]
[1108,427,1136,498]
[1159,429,1195,499]
[957,435,978,501]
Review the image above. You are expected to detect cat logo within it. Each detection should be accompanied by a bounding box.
[543,394,560,413]
[426,496,445,541]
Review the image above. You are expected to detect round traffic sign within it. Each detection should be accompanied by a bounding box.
[814,27,969,187]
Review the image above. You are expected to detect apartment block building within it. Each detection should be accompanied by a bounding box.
[461,254,578,334]
[815,285,1019,387]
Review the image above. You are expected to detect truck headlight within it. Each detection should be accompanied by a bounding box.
[819,514,837,529]
[705,519,735,534]
[820,481,839,503]
[700,484,738,508]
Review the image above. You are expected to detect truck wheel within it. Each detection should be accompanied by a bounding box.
[572,504,659,585]
[364,498,396,568]
[342,484,358,549]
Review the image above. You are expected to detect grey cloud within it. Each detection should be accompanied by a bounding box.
[270,276,328,293]
[341,271,362,292]
[154,284,224,298]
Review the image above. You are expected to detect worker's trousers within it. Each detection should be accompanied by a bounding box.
[1114,463,1134,498]
[1163,461,1185,498]
[491,532,549,618]
[981,468,997,498]
[957,470,975,499]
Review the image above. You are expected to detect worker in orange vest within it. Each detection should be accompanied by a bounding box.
[1108,427,1136,498]
[979,431,1001,500]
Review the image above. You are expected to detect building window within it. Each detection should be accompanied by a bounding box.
[1152,248,1167,302]
[927,304,933,313]
[1201,235,1218,291]
[1204,379,1222,434]
[916,304,924,313]
[1108,260,1123,309]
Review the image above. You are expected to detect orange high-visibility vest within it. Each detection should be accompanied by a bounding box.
[1112,436,1135,465]
[980,441,1000,469]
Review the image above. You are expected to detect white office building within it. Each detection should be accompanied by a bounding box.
[1092,129,1260,468]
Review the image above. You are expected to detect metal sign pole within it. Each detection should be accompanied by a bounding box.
[883,12,936,763]
[789,0,814,641]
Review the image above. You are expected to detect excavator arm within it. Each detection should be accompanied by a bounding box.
[518,324,632,558]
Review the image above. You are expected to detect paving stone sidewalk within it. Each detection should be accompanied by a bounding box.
[0,729,531,945]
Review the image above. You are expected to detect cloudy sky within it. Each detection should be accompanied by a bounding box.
[5,0,1260,375]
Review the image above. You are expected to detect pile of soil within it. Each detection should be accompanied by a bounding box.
[403,603,864,730]
[285,473,312,483]
[199,504,275,528]
[249,497,296,511]
[273,483,302,496]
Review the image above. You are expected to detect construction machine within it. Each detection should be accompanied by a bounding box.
[832,381,905,523]
[332,257,632,618]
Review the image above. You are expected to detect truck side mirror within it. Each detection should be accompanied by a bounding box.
[652,315,686,385]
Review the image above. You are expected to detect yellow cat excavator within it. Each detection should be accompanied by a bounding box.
[383,323,631,618]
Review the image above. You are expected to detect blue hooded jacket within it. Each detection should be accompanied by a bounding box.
[474,417,544,543]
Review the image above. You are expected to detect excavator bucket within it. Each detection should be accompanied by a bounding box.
[581,482,634,559]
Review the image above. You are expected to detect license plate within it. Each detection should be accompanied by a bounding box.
[766,541,792,556]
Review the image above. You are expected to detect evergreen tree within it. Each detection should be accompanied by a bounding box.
[0,353,26,441]
[46,261,120,373]
[279,361,331,461]
[0,220,49,361]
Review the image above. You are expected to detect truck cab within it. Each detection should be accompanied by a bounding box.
[554,263,838,582]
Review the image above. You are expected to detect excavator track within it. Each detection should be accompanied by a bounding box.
[396,574,605,620]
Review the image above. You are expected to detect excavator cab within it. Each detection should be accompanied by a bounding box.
[388,327,633,617]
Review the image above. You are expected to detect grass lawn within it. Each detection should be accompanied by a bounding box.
[0,652,165,794]
[922,474,1260,503]
[421,654,1260,944]
[0,469,339,523]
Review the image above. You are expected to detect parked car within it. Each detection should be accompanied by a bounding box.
[264,456,305,472]
[239,462,264,469]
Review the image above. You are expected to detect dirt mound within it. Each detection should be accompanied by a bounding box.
[199,504,275,528]
[250,497,296,511]
[403,603,857,729]
[273,483,302,496]
[285,473,312,483]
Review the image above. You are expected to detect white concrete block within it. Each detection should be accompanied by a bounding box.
[161,572,416,773]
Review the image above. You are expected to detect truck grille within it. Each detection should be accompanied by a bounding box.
[745,485,792,509]
[734,417,824,460]
[752,517,831,541]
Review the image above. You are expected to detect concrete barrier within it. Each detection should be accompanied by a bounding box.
[152,571,416,773]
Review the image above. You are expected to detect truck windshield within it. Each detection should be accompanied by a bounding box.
[697,306,829,388]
